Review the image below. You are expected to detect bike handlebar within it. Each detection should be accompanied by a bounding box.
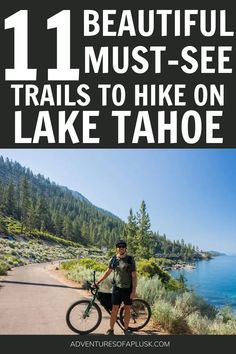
[85,271,99,295]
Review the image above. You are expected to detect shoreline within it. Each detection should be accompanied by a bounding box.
[161,258,210,272]
[160,254,230,272]
[168,255,236,312]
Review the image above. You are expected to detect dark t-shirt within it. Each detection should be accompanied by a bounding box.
[108,255,136,288]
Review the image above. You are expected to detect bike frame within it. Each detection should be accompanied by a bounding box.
[85,271,125,331]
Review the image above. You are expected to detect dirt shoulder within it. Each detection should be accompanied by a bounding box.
[45,261,85,291]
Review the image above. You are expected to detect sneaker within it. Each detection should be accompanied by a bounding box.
[106,329,114,335]
[123,329,133,335]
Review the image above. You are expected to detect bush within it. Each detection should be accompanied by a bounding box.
[175,292,217,319]
[0,217,8,234]
[152,299,186,333]
[208,318,236,335]
[218,305,234,323]
[60,259,79,271]
[187,293,217,319]
[136,276,165,305]
[66,265,96,287]
[0,260,11,275]
[3,254,21,267]
[78,258,107,272]
[137,258,170,281]
[137,258,184,291]
[60,258,108,274]
[155,258,175,267]
[151,293,216,334]
[165,277,185,291]
[187,312,211,334]
[66,265,112,291]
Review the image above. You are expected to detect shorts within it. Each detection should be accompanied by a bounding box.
[111,286,132,306]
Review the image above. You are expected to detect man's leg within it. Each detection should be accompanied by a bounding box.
[123,305,131,330]
[110,305,120,330]
[122,288,133,334]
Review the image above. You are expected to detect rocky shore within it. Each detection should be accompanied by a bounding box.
[162,262,196,271]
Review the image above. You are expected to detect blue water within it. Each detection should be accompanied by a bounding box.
[170,256,236,311]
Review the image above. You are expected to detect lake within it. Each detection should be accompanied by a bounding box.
[170,255,236,311]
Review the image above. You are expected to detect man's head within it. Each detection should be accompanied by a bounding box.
[115,240,127,256]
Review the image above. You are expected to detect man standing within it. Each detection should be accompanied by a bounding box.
[96,240,137,335]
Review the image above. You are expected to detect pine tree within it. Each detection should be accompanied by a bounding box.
[124,208,138,255]
[19,176,31,233]
[35,194,50,231]
[3,181,15,216]
[136,201,154,259]
[73,219,85,244]
[84,223,90,242]
[62,216,74,240]
[53,211,63,236]
[0,182,4,212]
[0,216,7,234]
[26,200,37,233]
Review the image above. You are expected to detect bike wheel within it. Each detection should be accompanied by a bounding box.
[119,298,151,331]
[66,300,102,334]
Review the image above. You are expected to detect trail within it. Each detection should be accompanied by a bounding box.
[0,262,157,335]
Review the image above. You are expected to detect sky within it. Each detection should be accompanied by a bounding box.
[0,149,235,254]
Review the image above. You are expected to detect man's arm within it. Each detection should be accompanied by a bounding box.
[96,268,112,285]
[130,271,137,298]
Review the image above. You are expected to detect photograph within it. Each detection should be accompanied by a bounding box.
[0,149,235,339]
[0,1,235,353]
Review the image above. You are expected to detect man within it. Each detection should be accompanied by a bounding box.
[96,240,137,335]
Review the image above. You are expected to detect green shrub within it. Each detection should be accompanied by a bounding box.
[137,258,170,281]
[141,279,220,334]
[61,258,110,290]
[152,299,186,333]
[78,258,107,272]
[137,258,161,278]
[174,292,217,319]
[218,305,234,323]
[209,318,236,335]
[187,293,217,319]
[165,277,185,291]
[0,260,11,275]
[136,276,165,305]
[155,258,175,267]
[0,217,8,234]
[66,265,112,291]
[187,312,211,334]
[3,254,21,266]
[60,259,79,271]
[136,258,184,290]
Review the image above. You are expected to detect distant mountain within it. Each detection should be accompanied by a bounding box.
[208,250,226,256]
[70,189,120,219]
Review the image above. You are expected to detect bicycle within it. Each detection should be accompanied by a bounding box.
[66,271,151,334]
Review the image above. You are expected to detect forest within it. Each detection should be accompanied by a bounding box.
[0,156,209,260]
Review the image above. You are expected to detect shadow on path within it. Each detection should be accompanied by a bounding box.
[0,280,83,290]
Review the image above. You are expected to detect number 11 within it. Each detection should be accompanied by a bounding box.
[4,10,80,81]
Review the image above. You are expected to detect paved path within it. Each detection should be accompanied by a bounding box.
[0,262,125,335]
